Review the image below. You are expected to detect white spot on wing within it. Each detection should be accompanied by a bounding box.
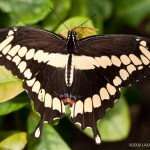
[140,40,146,47]
[113,76,122,86]
[18,61,27,73]
[95,135,101,144]
[119,69,129,80]
[140,55,149,65]
[100,88,109,100]
[13,27,17,32]
[136,38,140,41]
[35,127,40,138]
[75,122,81,126]
[8,30,14,36]
[92,94,101,108]
[106,83,116,95]
[53,97,61,112]
[129,54,142,65]
[44,93,52,108]
[8,45,21,56]
[32,81,40,93]
[95,56,112,68]
[84,97,92,112]
[120,55,131,65]
[12,56,21,65]
[138,66,143,70]
[18,46,28,57]
[0,35,14,51]
[127,64,136,74]
[25,49,35,60]
[111,55,121,67]
[2,44,12,55]
[38,89,45,102]
[6,55,11,60]
[24,69,32,79]
[26,78,36,87]
[139,45,150,60]
[75,100,83,117]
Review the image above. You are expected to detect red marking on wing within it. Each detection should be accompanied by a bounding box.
[61,98,75,106]
[70,99,75,105]
[61,98,68,104]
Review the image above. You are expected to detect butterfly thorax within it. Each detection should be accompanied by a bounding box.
[66,30,77,54]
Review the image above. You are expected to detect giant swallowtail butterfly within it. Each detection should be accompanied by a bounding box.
[0,26,150,144]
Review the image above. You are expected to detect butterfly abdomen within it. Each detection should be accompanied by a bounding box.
[65,54,74,87]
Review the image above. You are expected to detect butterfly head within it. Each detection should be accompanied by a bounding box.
[68,30,76,39]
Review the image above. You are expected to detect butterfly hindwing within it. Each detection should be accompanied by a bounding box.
[23,65,67,120]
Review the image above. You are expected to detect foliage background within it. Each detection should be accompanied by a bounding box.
[0,0,150,150]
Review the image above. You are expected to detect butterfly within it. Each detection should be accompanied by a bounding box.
[0,26,150,144]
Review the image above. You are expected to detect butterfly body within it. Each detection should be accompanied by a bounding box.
[0,26,150,144]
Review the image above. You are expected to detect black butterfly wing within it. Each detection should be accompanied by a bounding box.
[23,65,67,129]
[69,35,150,143]
[0,27,68,137]
[0,27,66,79]
[1,27,150,144]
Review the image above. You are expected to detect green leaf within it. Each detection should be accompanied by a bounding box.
[42,0,71,31]
[27,112,71,150]
[83,96,131,141]
[0,0,53,24]
[55,16,95,34]
[69,0,88,17]
[87,0,113,34]
[0,11,12,27]
[16,21,25,26]
[100,97,130,141]
[0,132,27,150]
[87,7,103,34]
[97,0,113,20]
[0,66,24,103]
[0,92,29,116]
[88,0,113,20]
[114,0,150,26]
[0,131,18,141]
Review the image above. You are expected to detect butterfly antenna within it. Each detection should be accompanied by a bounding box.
[73,14,96,31]
[50,7,70,31]
[81,14,96,26]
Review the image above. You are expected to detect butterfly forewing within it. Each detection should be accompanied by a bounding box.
[0,26,150,144]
